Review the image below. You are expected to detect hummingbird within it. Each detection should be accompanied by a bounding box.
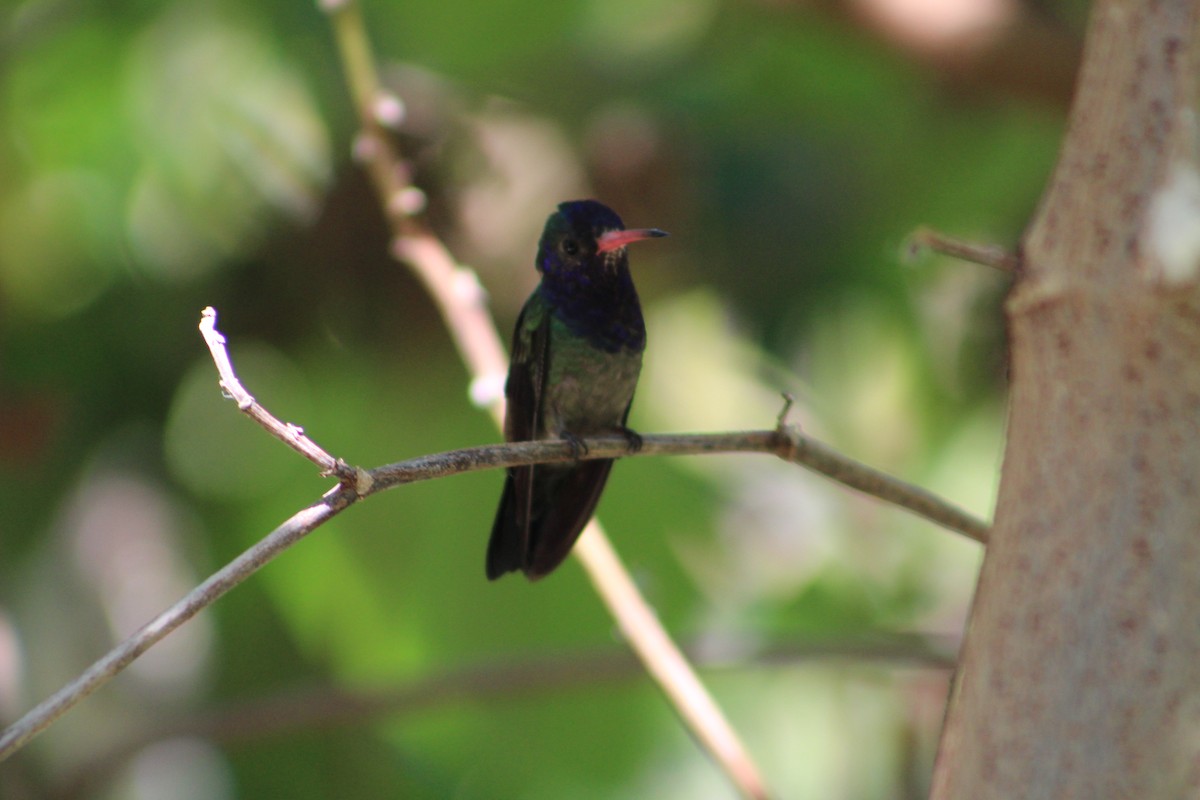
[487,200,667,580]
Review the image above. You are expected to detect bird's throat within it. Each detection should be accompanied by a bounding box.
[539,273,645,354]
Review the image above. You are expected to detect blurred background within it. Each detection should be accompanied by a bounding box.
[0,0,1083,796]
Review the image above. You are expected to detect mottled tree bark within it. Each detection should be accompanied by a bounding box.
[931,1,1200,797]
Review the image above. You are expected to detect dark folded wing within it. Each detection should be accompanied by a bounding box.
[486,294,552,579]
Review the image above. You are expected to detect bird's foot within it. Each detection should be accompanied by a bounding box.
[561,431,589,460]
[615,425,643,453]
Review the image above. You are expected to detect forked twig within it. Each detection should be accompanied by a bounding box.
[0,308,988,765]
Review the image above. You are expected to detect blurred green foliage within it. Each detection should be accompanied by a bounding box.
[0,0,1080,796]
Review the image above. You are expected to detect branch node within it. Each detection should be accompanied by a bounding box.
[372,92,406,128]
[353,466,375,496]
[774,423,803,463]
[387,186,426,217]
[351,130,381,164]
[469,372,507,409]
[388,234,408,263]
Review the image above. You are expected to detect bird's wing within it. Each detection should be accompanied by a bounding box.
[493,291,552,573]
[505,290,550,445]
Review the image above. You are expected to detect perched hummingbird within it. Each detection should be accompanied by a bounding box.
[487,200,667,580]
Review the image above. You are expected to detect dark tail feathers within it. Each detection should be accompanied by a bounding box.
[486,460,614,581]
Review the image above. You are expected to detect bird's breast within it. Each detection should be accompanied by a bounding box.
[543,321,643,436]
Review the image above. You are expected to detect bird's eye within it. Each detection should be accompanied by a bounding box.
[561,238,580,257]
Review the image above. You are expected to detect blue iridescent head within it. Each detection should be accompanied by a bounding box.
[536,200,667,277]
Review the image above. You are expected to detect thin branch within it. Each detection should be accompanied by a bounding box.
[52,632,958,800]
[907,226,1020,273]
[0,491,351,761]
[361,433,989,544]
[199,308,356,482]
[576,526,771,794]
[0,307,989,765]
[321,2,773,798]
[325,0,508,401]
[774,428,990,544]
[391,233,510,408]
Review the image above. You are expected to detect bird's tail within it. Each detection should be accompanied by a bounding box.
[486,460,614,580]
[486,472,526,580]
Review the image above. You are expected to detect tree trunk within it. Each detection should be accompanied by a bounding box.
[931,1,1200,797]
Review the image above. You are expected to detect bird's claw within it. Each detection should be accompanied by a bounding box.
[616,426,643,453]
[561,431,589,460]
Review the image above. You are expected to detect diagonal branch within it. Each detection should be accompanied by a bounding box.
[52,632,959,800]
[0,489,352,761]
[321,2,773,797]
[0,308,988,765]
[199,307,356,481]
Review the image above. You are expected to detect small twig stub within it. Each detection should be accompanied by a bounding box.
[908,226,1020,273]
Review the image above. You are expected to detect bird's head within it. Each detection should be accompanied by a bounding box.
[536,200,667,277]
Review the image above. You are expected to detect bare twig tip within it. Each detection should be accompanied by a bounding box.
[776,392,795,428]
[199,307,225,342]
[907,226,1018,273]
